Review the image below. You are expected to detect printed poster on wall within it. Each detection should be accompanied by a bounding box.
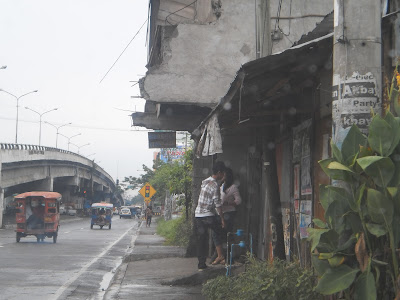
[293,164,300,199]
[299,200,312,239]
[301,156,312,195]
[293,119,312,195]
[282,208,291,257]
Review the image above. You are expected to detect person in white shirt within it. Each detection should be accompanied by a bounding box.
[194,161,226,270]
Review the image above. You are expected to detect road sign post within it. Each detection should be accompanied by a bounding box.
[139,182,156,204]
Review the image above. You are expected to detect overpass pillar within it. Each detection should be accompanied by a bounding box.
[0,153,3,227]
[36,176,54,191]
[94,183,103,192]
[0,188,3,228]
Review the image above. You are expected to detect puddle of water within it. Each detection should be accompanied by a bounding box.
[97,257,123,298]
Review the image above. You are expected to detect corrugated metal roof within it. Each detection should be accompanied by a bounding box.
[293,12,333,46]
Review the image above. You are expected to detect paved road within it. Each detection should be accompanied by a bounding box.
[0,216,139,300]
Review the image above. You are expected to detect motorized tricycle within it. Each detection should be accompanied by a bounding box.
[90,203,113,229]
[14,191,61,243]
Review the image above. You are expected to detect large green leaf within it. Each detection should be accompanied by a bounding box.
[313,218,328,229]
[323,185,356,213]
[331,141,343,164]
[393,88,400,116]
[328,255,345,267]
[341,125,366,166]
[345,213,363,233]
[357,156,395,187]
[366,189,393,226]
[325,199,349,234]
[319,184,334,211]
[307,228,330,252]
[366,223,387,237]
[312,255,331,277]
[317,229,339,253]
[354,184,366,211]
[354,271,376,300]
[383,112,400,155]
[315,264,359,295]
[336,234,357,252]
[368,115,395,156]
[392,215,400,248]
[389,159,400,186]
[319,159,353,181]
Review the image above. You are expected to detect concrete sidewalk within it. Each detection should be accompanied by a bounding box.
[104,218,227,300]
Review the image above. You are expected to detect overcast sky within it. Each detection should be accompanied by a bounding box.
[0,1,155,191]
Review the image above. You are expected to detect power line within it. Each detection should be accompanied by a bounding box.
[165,0,197,25]
[99,19,148,84]
[0,116,151,132]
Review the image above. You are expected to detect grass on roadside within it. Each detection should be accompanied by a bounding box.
[156,214,192,247]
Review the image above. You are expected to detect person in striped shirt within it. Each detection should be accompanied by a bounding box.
[195,161,226,270]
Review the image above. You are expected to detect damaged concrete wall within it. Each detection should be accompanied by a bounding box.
[142,0,256,106]
[269,0,332,53]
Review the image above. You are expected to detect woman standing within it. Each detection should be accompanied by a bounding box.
[212,168,242,265]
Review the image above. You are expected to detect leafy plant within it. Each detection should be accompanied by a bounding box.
[308,61,400,299]
[308,108,400,298]
[202,256,322,300]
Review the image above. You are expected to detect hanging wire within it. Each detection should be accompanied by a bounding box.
[99,19,148,84]
[165,0,197,25]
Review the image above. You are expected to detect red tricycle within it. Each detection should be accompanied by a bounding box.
[14,191,61,243]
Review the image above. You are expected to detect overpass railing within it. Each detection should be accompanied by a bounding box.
[0,143,114,185]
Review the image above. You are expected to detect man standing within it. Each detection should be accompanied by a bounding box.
[195,161,226,270]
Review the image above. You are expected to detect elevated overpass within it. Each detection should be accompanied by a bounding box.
[0,143,119,226]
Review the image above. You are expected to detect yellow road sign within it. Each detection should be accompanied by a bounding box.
[139,182,156,199]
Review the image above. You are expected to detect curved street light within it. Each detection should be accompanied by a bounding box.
[44,121,72,148]
[70,142,90,154]
[25,106,58,146]
[0,89,38,143]
[58,133,81,151]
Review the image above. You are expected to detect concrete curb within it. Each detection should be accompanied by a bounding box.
[103,221,142,300]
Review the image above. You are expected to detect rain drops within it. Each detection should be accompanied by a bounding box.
[288,107,297,116]
[223,102,232,111]
[202,168,209,175]
[267,142,275,150]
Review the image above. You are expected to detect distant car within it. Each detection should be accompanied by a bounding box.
[68,208,77,216]
[60,206,67,215]
[119,207,132,219]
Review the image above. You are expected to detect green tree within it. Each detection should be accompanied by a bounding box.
[123,149,193,216]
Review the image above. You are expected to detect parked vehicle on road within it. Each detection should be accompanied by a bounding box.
[119,207,132,219]
[67,208,77,216]
[90,203,113,229]
[14,191,61,243]
[59,206,66,215]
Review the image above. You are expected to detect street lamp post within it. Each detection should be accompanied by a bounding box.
[58,133,81,151]
[44,121,72,148]
[70,142,90,154]
[25,107,58,146]
[0,89,38,143]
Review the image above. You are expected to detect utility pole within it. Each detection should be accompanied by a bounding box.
[332,0,382,145]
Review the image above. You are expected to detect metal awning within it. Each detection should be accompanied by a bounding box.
[194,33,334,138]
[131,103,211,131]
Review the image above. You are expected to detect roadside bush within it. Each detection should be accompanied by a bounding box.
[202,256,322,300]
[156,214,192,247]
